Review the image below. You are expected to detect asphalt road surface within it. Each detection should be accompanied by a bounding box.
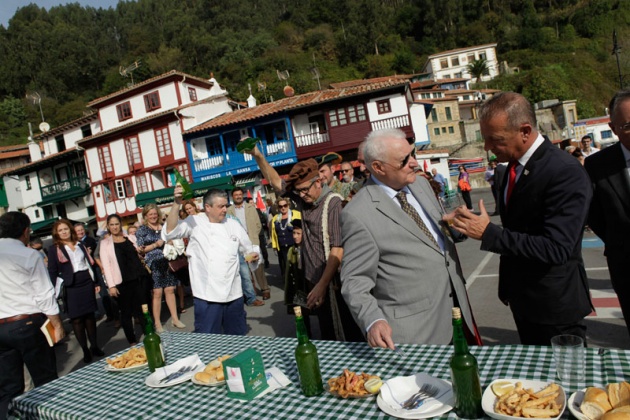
[54,187,629,377]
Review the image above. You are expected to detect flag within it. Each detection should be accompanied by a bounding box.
[255,191,266,211]
[423,160,429,172]
[247,190,253,199]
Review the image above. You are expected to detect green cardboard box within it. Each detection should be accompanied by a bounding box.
[223,347,269,400]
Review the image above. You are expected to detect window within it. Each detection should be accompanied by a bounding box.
[440,58,448,69]
[454,72,462,78]
[463,95,470,100]
[601,130,613,139]
[441,127,447,134]
[154,126,173,159]
[188,87,197,101]
[451,57,460,66]
[136,175,149,194]
[55,135,65,152]
[115,178,134,199]
[34,209,40,218]
[177,164,191,182]
[329,105,364,127]
[467,54,475,63]
[103,183,113,203]
[445,107,452,121]
[376,99,391,114]
[98,146,114,178]
[81,124,92,138]
[448,126,455,134]
[479,52,487,60]
[125,136,142,170]
[421,93,431,99]
[431,109,438,122]
[144,91,161,112]
[483,68,490,76]
[25,175,32,190]
[433,128,440,136]
[116,101,132,121]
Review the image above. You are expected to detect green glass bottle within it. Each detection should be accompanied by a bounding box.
[450,307,483,418]
[173,168,193,200]
[142,304,165,372]
[236,137,261,153]
[294,306,324,396]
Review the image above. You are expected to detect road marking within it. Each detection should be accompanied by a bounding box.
[582,237,604,248]
[585,267,608,271]
[466,252,494,289]
[588,289,623,319]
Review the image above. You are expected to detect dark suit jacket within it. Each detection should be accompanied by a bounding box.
[47,242,95,287]
[585,142,630,269]
[481,138,593,325]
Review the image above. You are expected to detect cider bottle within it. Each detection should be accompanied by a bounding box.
[173,168,193,200]
[294,306,324,396]
[450,307,483,418]
[236,137,261,153]
[142,304,165,372]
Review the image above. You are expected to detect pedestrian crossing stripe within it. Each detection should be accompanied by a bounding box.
[588,289,623,319]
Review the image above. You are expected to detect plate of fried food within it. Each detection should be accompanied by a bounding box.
[569,381,630,420]
[191,355,231,386]
[105,347,148,372]
[326,369,383,398]
[482,379,566,420]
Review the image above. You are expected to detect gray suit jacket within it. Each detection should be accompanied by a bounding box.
[340,176,476,345]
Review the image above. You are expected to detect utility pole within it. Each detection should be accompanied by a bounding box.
[613,29,623,89]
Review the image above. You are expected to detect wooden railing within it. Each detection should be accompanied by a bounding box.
[371,114,410,131]
[294,132,330,148]
[40,176,90,199]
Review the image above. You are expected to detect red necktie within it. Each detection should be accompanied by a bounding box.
[506,162,518,205]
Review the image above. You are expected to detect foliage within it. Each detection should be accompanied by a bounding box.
[0,0,628,145]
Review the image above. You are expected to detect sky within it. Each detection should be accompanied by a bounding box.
[0,0,123,28]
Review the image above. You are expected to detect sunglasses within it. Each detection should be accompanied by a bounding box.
[342,169,353,173]
[381,149,416,170]
[279,204,289,208]
[294,178,318,195]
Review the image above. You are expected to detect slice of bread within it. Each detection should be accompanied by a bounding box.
[607,382,630,408]
[581,387,613,420]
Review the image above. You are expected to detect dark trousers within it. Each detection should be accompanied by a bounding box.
[512,313,587,346]
[0,314,57,419]
[608,258,630,337]
[115,280,147,344]
[316,288,365,342]
[193,297,246,335]
[277,246,291,279]
[258,233,269,263]
[461,191,473,210]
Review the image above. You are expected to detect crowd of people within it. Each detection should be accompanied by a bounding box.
[3,89,630,417]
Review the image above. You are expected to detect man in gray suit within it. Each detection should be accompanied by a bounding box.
[341,128,480,348]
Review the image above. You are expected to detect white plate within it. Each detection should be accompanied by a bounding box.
[190,375,226,387]
[482,379,566,420]
[146,367,204,388]
[376,373,454,419]
[104,362,148,372]
[568,389,588,420]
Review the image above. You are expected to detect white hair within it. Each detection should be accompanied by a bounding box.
[363,128,408,168]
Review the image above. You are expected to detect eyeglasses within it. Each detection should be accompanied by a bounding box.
[278,204,289,208]
[294,178,318,195]
[342,168,353,173]
[380,149,416,170]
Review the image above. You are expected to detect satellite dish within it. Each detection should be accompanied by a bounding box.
[39,122,50,133]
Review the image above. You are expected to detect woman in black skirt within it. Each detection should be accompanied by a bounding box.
[48,219,103,363]
[99,214,148,345]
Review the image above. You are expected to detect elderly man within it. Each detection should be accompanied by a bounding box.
[163,188,258,335]
[341,128,480,348]
[585,89,630,337]
[246,146,363,341]
[227,187,270,300]
[448,92,592,345]
[340,161,356,183]
[0,212,65,419]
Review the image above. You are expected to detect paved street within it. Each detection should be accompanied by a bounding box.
[56,187,629,377]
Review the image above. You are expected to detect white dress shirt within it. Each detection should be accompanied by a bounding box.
[163,215,254,303]
[504,133,545,204]
[65,243,90,272]
[0,238,59,318]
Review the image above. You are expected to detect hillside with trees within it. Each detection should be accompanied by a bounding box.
[0,0,628,145]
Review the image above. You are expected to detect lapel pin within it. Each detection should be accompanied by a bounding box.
[524,169,529,176]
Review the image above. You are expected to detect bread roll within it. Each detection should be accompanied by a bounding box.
[601,407,630,420]
[581,387,613,420]
[216,369,225,382]
[195,372,212,384]
[607,382,630,408]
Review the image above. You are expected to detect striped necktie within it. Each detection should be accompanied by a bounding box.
[395,191,439,248]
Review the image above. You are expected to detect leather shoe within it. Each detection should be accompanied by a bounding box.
[249,299,265,307]
[91,347,105,357]
[262,290,271,300]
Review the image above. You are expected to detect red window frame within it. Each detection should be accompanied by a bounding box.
[116,101,132,121]
[188,87,197,101]
[125,136,142,170]
[143,91,161,112]
[177,164,191,182]
[376,99,391,114]
[97,145,114,178]
[135,174,149,194]
[154,126,173,162]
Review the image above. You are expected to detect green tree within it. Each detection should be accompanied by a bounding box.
[467,58,489,84]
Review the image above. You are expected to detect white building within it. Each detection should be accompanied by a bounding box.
[422,43,499,83]
[574,116,618,147]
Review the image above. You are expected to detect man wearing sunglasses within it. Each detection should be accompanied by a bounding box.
[341,128,480,347]
[585,89,630,338]
[244,145,363,342]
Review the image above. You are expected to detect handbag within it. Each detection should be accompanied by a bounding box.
[458,178,472,192]
[168,254,189,273]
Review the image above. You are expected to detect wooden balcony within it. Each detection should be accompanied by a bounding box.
[38,176,91,205]
[371,114,410,131]
[294,132,330,148]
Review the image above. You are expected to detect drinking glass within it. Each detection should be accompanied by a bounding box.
[551,334,585,385]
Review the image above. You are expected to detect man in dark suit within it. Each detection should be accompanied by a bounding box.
[448,92,593,345]
[585,90,630,337]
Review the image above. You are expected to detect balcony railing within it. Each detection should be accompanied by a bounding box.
[193,140,293,173]
[294,132,330,148]
[40,176,90,199]
[371,114,410,131]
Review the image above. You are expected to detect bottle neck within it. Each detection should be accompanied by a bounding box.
[143,312,155,335]
[452,317,469,354]
[295,315,310,345]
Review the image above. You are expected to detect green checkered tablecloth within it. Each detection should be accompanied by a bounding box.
[9,333,630,419]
